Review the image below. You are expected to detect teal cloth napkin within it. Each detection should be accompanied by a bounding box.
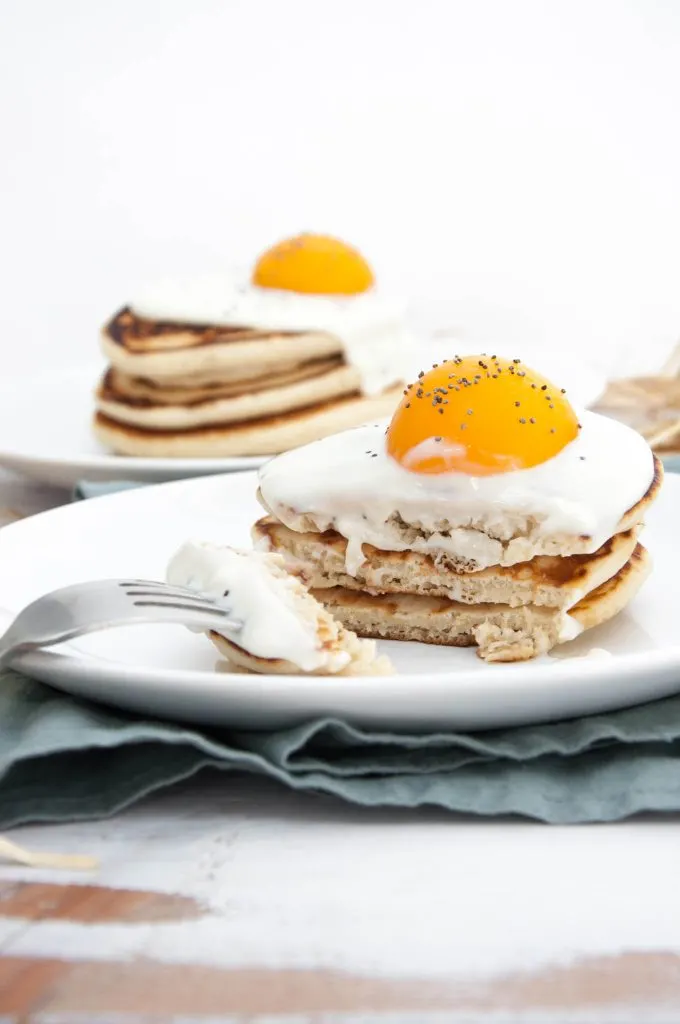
[3,666,680,827]
[0,465,659,826]
[73,480,142,500]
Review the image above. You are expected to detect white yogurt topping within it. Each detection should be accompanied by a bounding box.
[259,410,655,572]
[166,541,350,673]
[130,273,415,396]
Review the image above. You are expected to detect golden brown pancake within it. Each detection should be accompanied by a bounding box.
[95,362,365,432]
[101,306,343,381]
[93,385,403,458]
[253,517,640,609]
[208,628,393,676]
[314,544,651,662]
[104,358,345,405]
[105,306,277,352]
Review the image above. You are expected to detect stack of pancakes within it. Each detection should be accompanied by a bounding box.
[253,457,662,662]
[94,307,404,458]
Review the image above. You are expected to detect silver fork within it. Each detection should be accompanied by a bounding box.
[0,579,242,670]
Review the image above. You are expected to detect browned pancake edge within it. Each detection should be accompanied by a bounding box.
[94,384,402,440]
[103,306,305,354]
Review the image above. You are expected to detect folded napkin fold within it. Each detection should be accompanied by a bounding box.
[3,667,680,827]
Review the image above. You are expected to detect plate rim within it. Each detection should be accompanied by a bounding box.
[0,444,266,473]
[14,635,680,690]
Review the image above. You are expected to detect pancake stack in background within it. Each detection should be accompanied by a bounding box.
[94,234,414,458]
[253,356,662,663]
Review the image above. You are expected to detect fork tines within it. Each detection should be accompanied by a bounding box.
[118,579,224,609]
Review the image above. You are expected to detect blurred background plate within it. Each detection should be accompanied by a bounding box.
[0,365,266,487]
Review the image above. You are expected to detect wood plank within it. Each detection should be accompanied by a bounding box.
[0,470,70,527]
[0,880,203,923]
[1,951,679,1019]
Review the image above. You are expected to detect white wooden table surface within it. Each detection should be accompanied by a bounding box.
[1,470,680,1023]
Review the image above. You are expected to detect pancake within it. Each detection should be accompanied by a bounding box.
[106,357,345,405]
[209,626,393,676]
[96,362,364,431]
[252,517,640,610]
[93,385,404,458]
[102,307,342,381]
[314,544,650,662]
[256,455,663,570]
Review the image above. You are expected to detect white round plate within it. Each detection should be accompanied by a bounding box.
[0,470,679,732]
[0,365,265,487]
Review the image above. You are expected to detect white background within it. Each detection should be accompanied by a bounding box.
[2,0,680,380]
